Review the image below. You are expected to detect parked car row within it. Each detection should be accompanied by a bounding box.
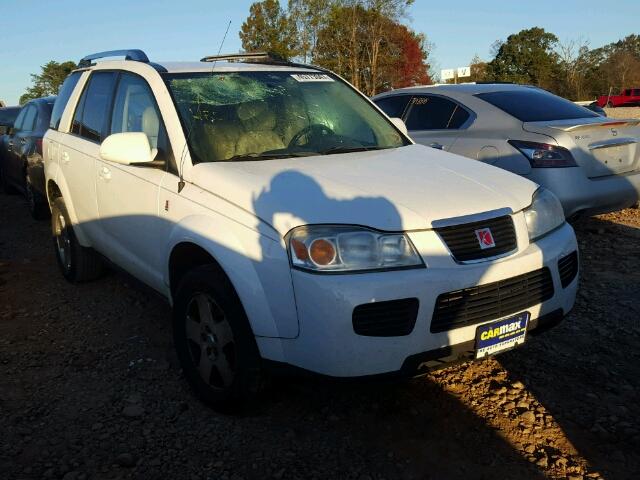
[4,49,618,413]
[0,97,56,218]
[373,84,640,218]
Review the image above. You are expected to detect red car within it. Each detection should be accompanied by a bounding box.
[597,88,640,108]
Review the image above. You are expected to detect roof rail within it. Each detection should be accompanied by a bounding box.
[200,52,286,63]
[78,49,150,68]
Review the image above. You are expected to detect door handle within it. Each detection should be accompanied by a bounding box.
[61,152,70,164]
[429,142,444,150]
[99,166,112,181]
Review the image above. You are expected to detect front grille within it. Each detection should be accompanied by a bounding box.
[435,215,517,262]
[430,267,554,333]
[353,298,419,337]
[558,251,579,288]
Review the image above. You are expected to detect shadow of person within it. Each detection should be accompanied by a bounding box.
[252,169,405,235]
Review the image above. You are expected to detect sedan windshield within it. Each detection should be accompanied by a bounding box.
[164,71,408,163]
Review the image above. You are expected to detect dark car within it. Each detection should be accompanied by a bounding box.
[0,106,21,135]
[586,102,607,117]
[0,97,55,218]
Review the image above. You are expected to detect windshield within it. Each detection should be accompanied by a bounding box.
[475,89,599,122]
[164,71,408,163]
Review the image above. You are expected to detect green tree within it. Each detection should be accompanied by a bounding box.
[240,0,296,60]
[314,0,415,95]
[487,27,560,90]
[288,0,333,63]
[582,34,640,97]
[20,60,77,105]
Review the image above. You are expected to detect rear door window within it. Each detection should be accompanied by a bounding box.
[476,89,598,122]
[20,106,37,132]
[12,108,27,132]
[72,71,117,142]
[50,72,82,130]
[404,95,470,130]
[374,95,412,119]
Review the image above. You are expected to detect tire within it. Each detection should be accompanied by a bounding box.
[606,101,614,108]
[0,164,17,194]
[50,197,104,283]
[172,265,264,412]
[25,172,49,220]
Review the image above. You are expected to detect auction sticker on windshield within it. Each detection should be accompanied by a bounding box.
[475,312,529,359]
[291,73,334,82]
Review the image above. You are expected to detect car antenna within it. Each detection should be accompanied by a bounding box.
[177,20,232,193]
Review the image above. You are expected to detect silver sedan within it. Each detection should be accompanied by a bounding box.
[373,84,640,218]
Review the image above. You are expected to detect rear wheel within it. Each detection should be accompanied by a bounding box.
[51,197,104,282]
[0,165,17,194]
[172,265,263,412]
[25,173,48,220]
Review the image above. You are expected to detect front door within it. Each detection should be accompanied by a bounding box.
[94,72,171,292]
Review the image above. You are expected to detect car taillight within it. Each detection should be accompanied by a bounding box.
[508,140,577,168]
[35,138,43,155]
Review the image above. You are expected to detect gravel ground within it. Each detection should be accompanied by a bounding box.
[603,106,640,119]
[0,192,639,480]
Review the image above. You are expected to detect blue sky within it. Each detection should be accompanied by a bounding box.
[0,0,637,105]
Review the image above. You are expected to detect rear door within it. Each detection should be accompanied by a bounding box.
[9,105,37,187]
[60,71,117,239]
[403,95,471,150]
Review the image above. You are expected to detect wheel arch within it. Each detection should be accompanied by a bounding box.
[165,216,298,340]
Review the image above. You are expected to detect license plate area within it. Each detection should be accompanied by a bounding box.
[475,312,529,359]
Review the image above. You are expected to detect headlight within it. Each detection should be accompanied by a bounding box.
[288,225,424,272]
[524,188,565,241]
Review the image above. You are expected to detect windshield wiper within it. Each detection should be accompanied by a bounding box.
[226,151,320,162]
[320,145,390,155]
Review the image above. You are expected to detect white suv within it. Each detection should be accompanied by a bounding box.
[44,50,579,410]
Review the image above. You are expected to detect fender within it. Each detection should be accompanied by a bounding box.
[45,161,92,247]
[164,214,299,339]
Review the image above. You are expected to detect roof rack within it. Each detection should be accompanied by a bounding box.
[200,52,287,63]
[78,49,150,68]
[200,51,331,76]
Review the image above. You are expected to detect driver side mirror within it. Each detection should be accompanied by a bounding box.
[100,132,157,165]
[390,117,408,137]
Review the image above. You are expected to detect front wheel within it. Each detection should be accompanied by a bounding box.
[51,197,104,282]
[172,265,263,412]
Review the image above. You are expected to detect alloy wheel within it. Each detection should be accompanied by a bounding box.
[185,293,237,389]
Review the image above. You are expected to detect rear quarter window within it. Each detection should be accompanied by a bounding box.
[475,89,599,122]
[50,72,82,130]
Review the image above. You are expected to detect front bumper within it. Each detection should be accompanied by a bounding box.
[256,221,578,377]
[525,167,640,218]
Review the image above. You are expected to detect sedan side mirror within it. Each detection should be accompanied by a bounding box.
[390,117,408,136]
[100,132,157,165]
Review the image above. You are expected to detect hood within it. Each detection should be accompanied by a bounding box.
[191,144,538,236]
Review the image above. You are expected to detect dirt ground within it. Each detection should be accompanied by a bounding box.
[1,192,639,480]
[603,106,640,119]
